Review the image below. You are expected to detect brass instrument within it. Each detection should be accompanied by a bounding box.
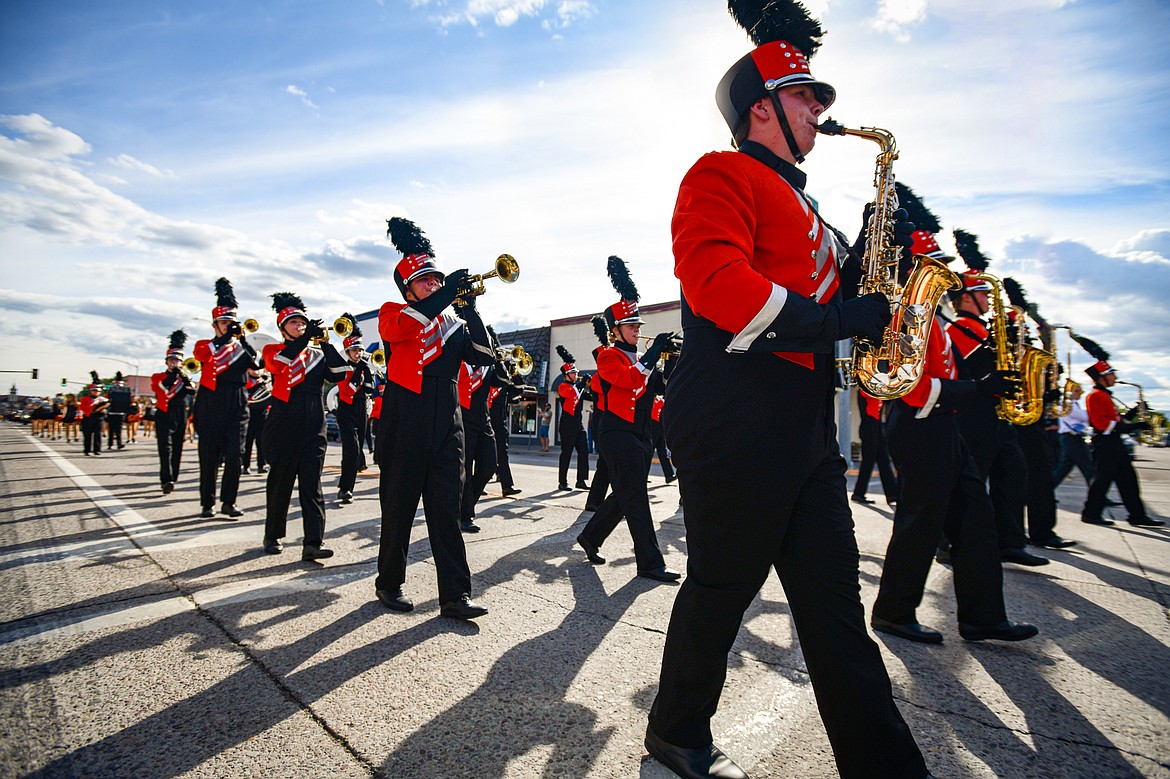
[1115,380,1165,445]
[1045,325,1081,418]
[332,317,354,339]
[370,348,387,367]
[182,357,202,374]
[243,318,260,334]
[456,254,519,303]
[974,273,1054,425]
[498,344,534,377]
[636,333,682,362]
[816,119,960,399]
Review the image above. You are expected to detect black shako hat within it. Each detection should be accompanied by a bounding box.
[387,217,445,299]
[717,0,835,133]
[212,277,239,322]
[557,345,577,375]
[166,329,188,360]
[1072,332,1114,379]
[603,255,645,330]
[951,228,993,297]
[271,291,308,331]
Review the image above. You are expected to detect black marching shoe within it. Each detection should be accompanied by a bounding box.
[577,534,605,565]
[440,595,488,620]
[1030,535,1077,549]
[502,487,522,497]
[644,727,748,779]
[376,588,414,612]
[558,483,570,491]
[338,491,353,504]
[161,482,174,495]
[637,566,682,582]
[257,465,268,473]
[460,519,481,534]
[302,544,334,561]
[851,494,875,505]
[241,467,251,475]
[575,480,590,490]
[1081,516,1114,526]
[664,474,677,484]
[263,538,283,554]
[871,617,943,644]
[1000,547,1049,566]
[1128,516,1165,527]
[221,504,244,519]
[199,506,215,518]
[959,620,1039,642]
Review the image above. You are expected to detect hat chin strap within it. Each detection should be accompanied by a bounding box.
[768,90,805,164]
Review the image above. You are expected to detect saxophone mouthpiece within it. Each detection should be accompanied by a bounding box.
[816,118,846,135]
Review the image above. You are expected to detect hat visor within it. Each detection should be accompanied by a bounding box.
[404,268,445,287]
[614,315,645,326]
[764,73,836,110]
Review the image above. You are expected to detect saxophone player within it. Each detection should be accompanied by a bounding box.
[645,2,928,777]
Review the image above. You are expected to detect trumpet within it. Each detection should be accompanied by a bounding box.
[455,254,519,303]
[182,357,202,374]
[370,348,386,367]
[637,333,682,361]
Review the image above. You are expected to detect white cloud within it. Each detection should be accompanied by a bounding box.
[286,84,318,109]
[425,0,595,29]
[108,153,174,178]
[871,0,928,41]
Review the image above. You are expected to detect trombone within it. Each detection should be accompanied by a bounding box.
[455,254,519,304]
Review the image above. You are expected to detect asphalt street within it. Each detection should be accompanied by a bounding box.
[1,423,1167,778]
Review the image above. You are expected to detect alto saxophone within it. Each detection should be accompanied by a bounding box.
[816,120,960,399]
[972,273,1054,426]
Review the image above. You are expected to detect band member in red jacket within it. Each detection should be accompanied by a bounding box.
[584,315,612,511]
[333,313,376,505]
[555,345,590,491]
[373,217,495,620]
[576,256,677,582]
[261,292,348,560]
[79,371,107,456]
[1080,354,1161,526]
[645,4,930,777]
[151,330,194,493]
[193,278,259,519]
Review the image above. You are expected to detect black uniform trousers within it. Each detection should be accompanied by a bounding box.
[558,412,589,486]
[376,379,472,602]
[194,386,246,510]
[650,345,924,779]
[460,420,497,522]
[1053,432,1093,486]
[489,401,515,491]
[586,453,610,509]
[873,403,1007,629]
[155,407,186,484]
[854,411,898,501]
[580,429,665,571]
[1016,419,1058,542]
[244,405,267,470]
[335,401,367,495]
[82,415,103,454]
[106,413,125,448]
[648,419,675,481]
[959,414,1028,551]
[1082,434,1148,523]
[262,393,327,547]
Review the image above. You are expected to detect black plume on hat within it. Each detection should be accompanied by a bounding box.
[953,228,991,271]
[386,217,434,258]
[339,312,361,339]
[607,255,639,302]
[90,370,100,383]
[895,183,942,235]
[114,371,123,381]
[591,315,610,346]
[728,0,825,53]
[485,324,500,347]
[271,292,306,312]
[1071,332,1110,362]
[168,330,187,350]
[557,345,576,365]
[214,277,238,308]
[1003,277,1026,309]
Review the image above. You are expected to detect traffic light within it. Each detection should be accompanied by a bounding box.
[61,378,68,387]
[31,368,38,379]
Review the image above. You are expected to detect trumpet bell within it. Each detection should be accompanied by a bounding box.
[371,348,386,367]
[332,318,354,338]
[243,318,260,334]
[182,357,202,374]
[493,254,519,284]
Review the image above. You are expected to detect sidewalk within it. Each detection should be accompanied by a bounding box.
[1,423,1167,778]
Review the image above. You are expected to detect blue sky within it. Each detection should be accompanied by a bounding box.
[2,0,1169,409]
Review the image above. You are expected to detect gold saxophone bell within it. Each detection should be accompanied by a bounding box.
[370,348,386,367]
[458,254,519,302]
[182,357,202,374]
[243,318,260,334]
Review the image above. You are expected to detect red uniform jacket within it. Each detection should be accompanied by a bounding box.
[79,395,106,418]
[858,391,882,421]
[151,371,186,413]
[558,381,583,417]
[672,149,843,369]
[1086,386,1120,435]
[897,322,958,418]
[590,372,605,413]
[651,395,664,423]
[193,339,249,391]
[458,363,491,410]
[262,342,325,402]
[379,302,464,394]
[597,345,651,424]
[487,386,501,409]
[946,316,989,362]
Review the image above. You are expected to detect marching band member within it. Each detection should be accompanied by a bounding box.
[648,394,675,484]
[192,278,259,519]
[852,388,897,505]
[942,230,1047,566]
[333,313,375,505]
[105,372,133,450]
[576,256,676,582]
[373,217,495,620]
[242,370,269,475]
[457,327,510,533]
[1079,347,1162,527]
[150,330,194,493]
[646,4,930,776]
[261,292,348,559]
[487,328,523,500]
[79,371,107,456]
[555,345,590,491]
[584,315,612,511]
[1052,382,1094,487]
